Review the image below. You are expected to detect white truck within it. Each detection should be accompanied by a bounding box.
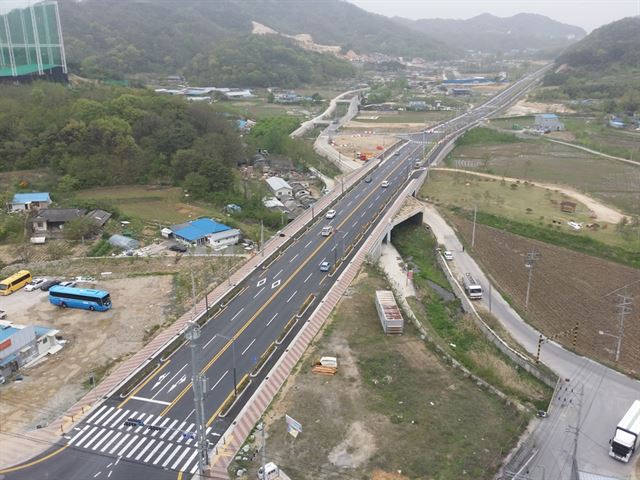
[609,400,640,462]
[463,273,483,300]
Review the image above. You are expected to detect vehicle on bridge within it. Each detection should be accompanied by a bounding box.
[463,273,483,299]
[0,270,32,295]
[321,225,333,237]
[48,285,112,312]
[609,400,640,462]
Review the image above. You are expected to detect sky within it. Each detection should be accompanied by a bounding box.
[349,0,639,31]
[1,0,638,31]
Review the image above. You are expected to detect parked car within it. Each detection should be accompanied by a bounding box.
[325,209,336,219]
[40,279,61,291]
[443,251,454,261]
[25,278,46,291]
[320,261,331,272]
[59,280,77,288]
[381,180,390,188]
[169,244,188,253]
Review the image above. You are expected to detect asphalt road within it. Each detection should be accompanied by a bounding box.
[1,66,551,480]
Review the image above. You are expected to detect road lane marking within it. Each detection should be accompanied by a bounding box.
[135,439,156,461]
[152,364,188,399]
[271,279,281,289]
[118,360,171,408]
[0,445,70,474]
[160,420,179,439]
[211,370,229,391]
[274,269,283,279]
[290,253,298,263]
[230,307,245,322]
[144,441,165,463]
[94,472,102,478]
[319,276,327,286]
[241,339,256,356]
[185,409,195,422]
[286,291,297,303]
[130,396,171,406]
[162,445,183,467]
[109,433,130,455]
[94,406,115,424]
[154,442,174,465]
[181,450,199,473]
[91,430,115,451]
[303,273,313,283]
[86,405,107,423]
[73,426,98,447]
[256,278,266,287]
[171,447,191,470]
[267,312,278,326]
[253,287,265,299]
[101,432,122,452]
[304,239,313,249]
[117,436,138,456]
[342,232,348,238]
[164,153,411,419]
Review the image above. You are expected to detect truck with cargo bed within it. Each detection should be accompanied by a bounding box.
[609,400,640,462]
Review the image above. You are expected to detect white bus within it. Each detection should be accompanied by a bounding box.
[463,273,483,300]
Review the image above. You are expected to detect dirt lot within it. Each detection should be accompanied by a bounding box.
[232,267,528,480]
[505,99,575,116]
[450,216,640,375]
[0,275,172,433]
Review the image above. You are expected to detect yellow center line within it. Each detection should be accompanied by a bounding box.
[0,444,69,474]
[177,471,183,480]
[159,155,410,418]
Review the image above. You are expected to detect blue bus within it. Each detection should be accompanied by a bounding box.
[48,286,112,312]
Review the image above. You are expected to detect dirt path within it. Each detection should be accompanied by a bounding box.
[433,167,627,224]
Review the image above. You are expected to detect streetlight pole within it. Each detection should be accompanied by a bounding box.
[185,321,208,476]
[524,250,541,311]
[214,334,237,396]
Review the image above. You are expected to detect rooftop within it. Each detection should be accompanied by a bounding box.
[171,218,231,242]
[538,113,559,119]
[32,208,86,223]
[266,177,292,192]
[0,325,19,343]
[12,192,51,204]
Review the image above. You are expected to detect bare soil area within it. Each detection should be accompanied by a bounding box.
[0,276,173,433]
[231,267,528,480]
[505,99,575,116]
[450,216,640,375]
[329,132,399,161]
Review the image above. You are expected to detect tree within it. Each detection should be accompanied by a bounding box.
[63,217,98,241]
[183,172,210,200]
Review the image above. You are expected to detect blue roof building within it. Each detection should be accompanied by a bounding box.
[534,113,564,131]
[9,192,51,212]
[170,218,241,247]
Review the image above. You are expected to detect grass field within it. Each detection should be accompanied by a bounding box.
[563,117,640,159]
[447,138,640,215]
[233,266,531,480]
[421,171,639,251]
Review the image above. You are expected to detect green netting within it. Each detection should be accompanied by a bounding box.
[0,2,65,77]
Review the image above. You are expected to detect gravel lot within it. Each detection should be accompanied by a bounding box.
[0,275,173,433]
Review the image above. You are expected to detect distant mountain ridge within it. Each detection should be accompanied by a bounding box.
[396,13,586,53]
[57,0,456,82]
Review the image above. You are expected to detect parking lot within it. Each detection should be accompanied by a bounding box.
[0,275,173,433]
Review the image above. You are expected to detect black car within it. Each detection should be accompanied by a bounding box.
[169,244,188,253]
[40,279,61,291]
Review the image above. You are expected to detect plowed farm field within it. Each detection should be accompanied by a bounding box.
[450,216,640,375]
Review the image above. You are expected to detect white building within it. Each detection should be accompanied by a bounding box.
[266,177,293,199]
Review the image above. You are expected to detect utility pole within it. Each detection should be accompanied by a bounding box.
[187,274,209,475]
[614,291,633,362]
[524,250,541,311]
[260,220,264,257]
[186,320,209,476]
[471,205,477,248]
[261,421,267,480]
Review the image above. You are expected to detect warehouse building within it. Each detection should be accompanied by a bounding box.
[0,321,62,378]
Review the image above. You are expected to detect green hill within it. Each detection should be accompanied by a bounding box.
[543,17,640,109]
[57,0,455,83]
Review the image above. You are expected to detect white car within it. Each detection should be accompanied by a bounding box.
[443,251,454,261]
[381,180,389,188]
[325,209,336,219]
[25,278,45,291]
[59,281,77,288]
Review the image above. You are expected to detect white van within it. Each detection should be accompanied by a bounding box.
[321,226,333,237]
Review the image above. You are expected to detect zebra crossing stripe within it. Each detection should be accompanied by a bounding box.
[143,441,165,463]
[109,433,130,455]
[83,428,108,449]
[118,435,139,457]
[135,439,156,461]
[160,420,179,439]
[123,411,139,431]
[153,443,174,465]
[100,431,122,452]
[125,436,147,458]
[161,445,183,467]
[85,405,107,423]
[72,426,97,447]
[181,449,199,472]
[106,409,130,428]
[171,447,192,470]
[167,421,187,442]
[91,430,115,451]
[94,406,115,424]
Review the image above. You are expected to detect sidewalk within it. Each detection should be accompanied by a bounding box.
[378,243,416,298]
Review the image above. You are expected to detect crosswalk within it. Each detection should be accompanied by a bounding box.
[66,405,215,474]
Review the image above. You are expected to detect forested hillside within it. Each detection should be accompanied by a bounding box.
[543,17,640,108]
[58,0,454,82]
[396,13,585,54]
[0,83,242,193]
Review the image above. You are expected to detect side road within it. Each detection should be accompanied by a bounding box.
[421,202,640,480]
